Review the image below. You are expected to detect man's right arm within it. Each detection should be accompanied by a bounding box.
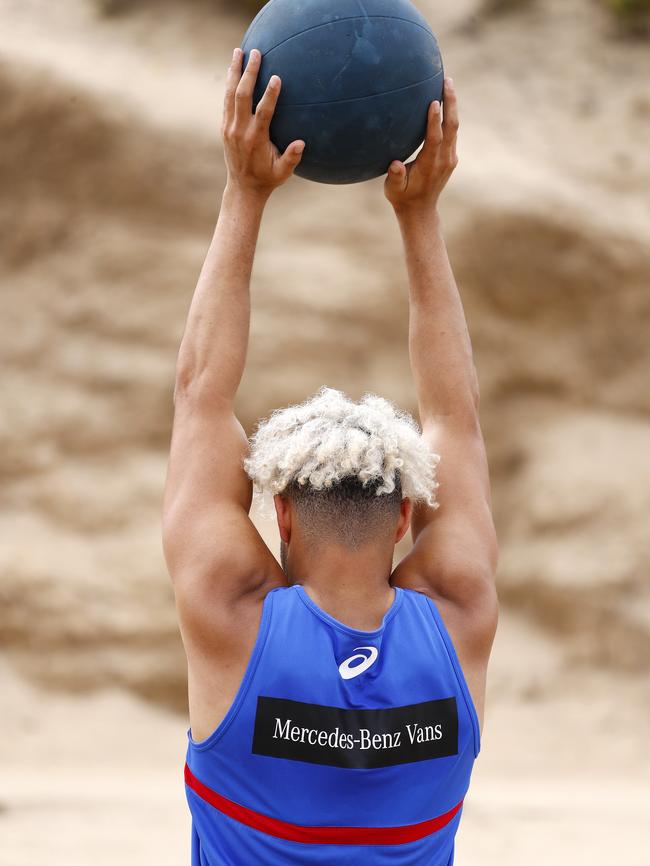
[387,80,499,666]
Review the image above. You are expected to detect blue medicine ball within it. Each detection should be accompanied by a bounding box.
[241,0,444,185]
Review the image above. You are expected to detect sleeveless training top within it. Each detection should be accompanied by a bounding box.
[184,583,481,865]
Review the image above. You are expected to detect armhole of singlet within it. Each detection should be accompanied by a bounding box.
[187,587,276,752]
[424,595,481,758]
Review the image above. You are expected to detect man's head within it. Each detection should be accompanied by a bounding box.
[243,386,440,574]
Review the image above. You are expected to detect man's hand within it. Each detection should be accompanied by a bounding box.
[384,77,459,213]
[222,47,305,201]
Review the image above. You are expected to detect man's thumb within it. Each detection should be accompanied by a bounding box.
[386,160,406,187]
[276,140,305,181]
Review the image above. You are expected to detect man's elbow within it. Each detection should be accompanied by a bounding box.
[172,367,234,412]
[173,362,202,403]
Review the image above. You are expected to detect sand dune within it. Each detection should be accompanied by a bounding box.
[1,0,649,863]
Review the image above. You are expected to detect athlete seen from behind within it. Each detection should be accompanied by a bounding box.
[163,47,499,866]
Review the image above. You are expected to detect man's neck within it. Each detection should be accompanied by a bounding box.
[285,545,396,632]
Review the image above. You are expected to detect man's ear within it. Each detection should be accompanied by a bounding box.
[395,497,413,545]
[273,493,292,544]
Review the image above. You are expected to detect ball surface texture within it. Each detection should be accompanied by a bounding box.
[241,0,444,184]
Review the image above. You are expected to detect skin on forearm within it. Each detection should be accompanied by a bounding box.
[174,185,267,402]
[384,77,474,426]
[397,206,480,424]
[173,48,303,404]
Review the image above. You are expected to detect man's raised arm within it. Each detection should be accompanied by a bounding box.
[388,80,499,650]
[162,49,305,654]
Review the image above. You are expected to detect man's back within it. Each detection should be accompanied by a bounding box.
[185,584,479,865]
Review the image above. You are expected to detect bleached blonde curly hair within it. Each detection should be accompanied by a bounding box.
[243,386,440,521]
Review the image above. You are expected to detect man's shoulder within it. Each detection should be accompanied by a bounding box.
[410,581,499,666]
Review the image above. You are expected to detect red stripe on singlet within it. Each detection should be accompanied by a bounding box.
[184,762,463,845]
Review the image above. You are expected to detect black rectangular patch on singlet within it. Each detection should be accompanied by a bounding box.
[252,696,458,769]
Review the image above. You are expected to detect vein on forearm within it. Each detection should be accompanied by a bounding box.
[399,210,480,424]
[175,188,265,403]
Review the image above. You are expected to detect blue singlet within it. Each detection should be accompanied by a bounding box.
[184,583,480,865]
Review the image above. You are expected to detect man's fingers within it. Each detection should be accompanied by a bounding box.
[234,48,262,127]
[442,77,459,152]
[223,47,243,129]
[254,74,281,135]
[418,99,443,167]
[274,140,305,181]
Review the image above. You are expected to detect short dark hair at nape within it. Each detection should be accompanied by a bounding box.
[283,469,403,552]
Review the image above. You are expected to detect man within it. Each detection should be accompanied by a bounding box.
[163,46,498,866]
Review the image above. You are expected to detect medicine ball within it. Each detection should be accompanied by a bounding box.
[241,0,444,184]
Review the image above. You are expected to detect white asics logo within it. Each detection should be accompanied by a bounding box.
[338,646,379,680]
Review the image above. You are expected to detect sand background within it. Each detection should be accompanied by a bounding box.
[1,0,649,863]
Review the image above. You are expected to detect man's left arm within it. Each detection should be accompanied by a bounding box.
[162,48,305,651]
[386,81,499,678]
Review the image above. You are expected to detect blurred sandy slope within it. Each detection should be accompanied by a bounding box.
[0,0,649,863]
